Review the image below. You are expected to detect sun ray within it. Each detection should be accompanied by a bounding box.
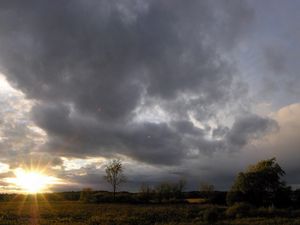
[5,168,63,194]
[17,194,28,215]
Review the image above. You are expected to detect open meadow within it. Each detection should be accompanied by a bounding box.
[1,200,300,225]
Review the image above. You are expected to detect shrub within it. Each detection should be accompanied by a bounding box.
[114,193,139,203]
[87,216,102,225]
[226,190,245,206]
[93,192,139,203]
[208,191,227,205]
[154,180,186,202]
[254,207,291,218]
[293,189,300,208]
[80,188,95,203]
[138,184,154,203]
[202,206,219,223]
[225,202,253,218]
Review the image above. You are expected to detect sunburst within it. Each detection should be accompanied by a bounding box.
[6,168,60,194]
[6,168,61,194]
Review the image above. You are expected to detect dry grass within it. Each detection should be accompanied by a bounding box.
[0,200,299,225]
[186,198,206,204]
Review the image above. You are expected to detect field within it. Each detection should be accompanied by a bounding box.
[1,201,300,225]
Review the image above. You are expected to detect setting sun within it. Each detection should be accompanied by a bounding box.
[6,168,60,194]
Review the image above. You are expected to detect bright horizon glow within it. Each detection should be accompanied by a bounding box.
[5,168,61,194]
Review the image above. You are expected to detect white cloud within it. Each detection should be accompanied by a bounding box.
[0,162,9,174]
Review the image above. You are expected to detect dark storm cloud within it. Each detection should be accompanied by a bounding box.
[184,115,278,155]
[264,47,287,74]
[226,114,278,149]
[33,103,185,164]
[0,0,256,166]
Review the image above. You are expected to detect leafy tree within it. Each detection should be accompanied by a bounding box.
[227,158,291,207]
[293,189,300,208]
[104,159,126,199]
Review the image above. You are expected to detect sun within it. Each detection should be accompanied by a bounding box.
[7,168,59,194]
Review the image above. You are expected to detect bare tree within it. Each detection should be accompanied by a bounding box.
[104,159,126,199]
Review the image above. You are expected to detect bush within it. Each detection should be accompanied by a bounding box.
[208,191,227,205]
[254,207,291,218]
[93,193,114,203]
[87,216,102,225]
[138,184,154,203]
[114,193,139,203]
[293,189,300,208]
[93,192,139,203]
[273,186,292,208]
[154,180,186,202]
[80,188,95,203]
[225,202,253,218]
[202,206,219,223]
[226,191,245,206]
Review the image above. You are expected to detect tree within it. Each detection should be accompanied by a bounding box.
[173,179,186,199]
[155,179,186,202]
[104,159,126,199]
[139,183,154,202]
[80,188,94,202]
[155,182,174,202]
[227,158,291,207]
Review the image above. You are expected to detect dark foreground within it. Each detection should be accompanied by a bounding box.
[1,201,300,225]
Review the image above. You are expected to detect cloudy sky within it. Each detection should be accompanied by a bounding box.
[0,0,300,192]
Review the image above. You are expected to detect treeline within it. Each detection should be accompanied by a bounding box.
[0,191,81,202]
[1,188,300,208]
[0,190,225,204]
[79,180,227,204]
[1,157,300,210]
[78,187,300,208]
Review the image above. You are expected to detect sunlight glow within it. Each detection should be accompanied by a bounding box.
[6,168,61,194]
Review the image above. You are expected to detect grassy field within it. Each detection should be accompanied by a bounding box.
[0,200,300,225]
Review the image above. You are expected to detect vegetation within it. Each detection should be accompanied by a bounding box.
[227,158,292,207]
[0,200,299,225]
[0,158,300,224]
[103,159,126,199]
[80,188,94,203]
[154,179,186,202]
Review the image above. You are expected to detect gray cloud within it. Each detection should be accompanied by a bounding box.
[6,1,298,192]
[243,1,300,108]
[0,0,256,167]
[226,114,278,149]
[264,46,287,74]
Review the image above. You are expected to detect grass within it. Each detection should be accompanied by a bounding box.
[0,200,300,225]
[186,198,207,204]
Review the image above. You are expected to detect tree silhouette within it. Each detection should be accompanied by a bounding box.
[104,159,126,199]
[227,158,291,207]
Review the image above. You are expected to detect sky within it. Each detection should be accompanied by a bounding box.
[0,0,300,192]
